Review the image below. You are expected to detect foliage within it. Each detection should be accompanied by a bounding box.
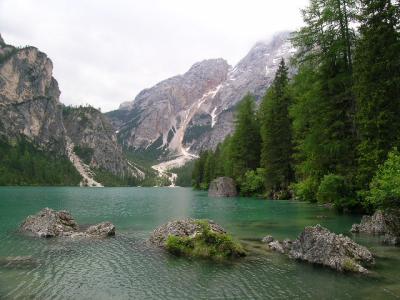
[170,161,195,187]
[93,168,140,187]
[366,149,400,210]
[73,145,94,165]
[259,59,294,198]
[354,0,400,191]
[316,174,356,210]
[0,138,81,186]
[292,177,319,203]
[230,94,261,182]
[165,220,246,259]
[240,169,266,196]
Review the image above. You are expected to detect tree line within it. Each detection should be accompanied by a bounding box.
[193,0,400,212]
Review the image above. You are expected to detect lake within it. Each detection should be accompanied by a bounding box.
[0,187,399,299]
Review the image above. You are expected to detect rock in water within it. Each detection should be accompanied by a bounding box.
[21,208,78,237]
[149,218,226,247]
[85,222,115,237]
[149,218,246,258]
[0,256,38,269]
[20,208,115,238]
[350,210,400,245]
[208,177,237,197]
[289,225,374,273]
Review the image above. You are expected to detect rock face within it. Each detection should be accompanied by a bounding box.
[263,225,375,273]
[108,32,296,163]
[149,218,226,247]
[208,177,238,197]
[0,34,143,185]
[20,208,115,238]
[351,210,400,245]
[0,41,66,153]
[63,106,144,179]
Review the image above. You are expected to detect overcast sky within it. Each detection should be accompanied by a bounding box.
[0,0,308,112]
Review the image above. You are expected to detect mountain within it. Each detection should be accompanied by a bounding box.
[108,32,296,171]
[0,34,142,186]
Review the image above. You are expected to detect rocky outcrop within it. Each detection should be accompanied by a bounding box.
[351,210,400,245]
[63,105,144,180]
[20,208,115,238]
[149,218,226,247]
[208,177,237,197]
[263,225,375,273]
[149,218,246,258]
[0,38,66,153]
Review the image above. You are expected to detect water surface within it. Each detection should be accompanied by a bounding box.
[0,187,399,299]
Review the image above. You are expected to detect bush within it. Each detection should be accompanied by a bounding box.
[317,174,347,204]
[293,177,319,202]
[240,168,265,196]
[317,174,355,211]
[366,149,400,209]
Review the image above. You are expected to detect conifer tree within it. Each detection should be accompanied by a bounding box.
[260,59,293,198]
[230,94,261,183]
[354,0,400,191]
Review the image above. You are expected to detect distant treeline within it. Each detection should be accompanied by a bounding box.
[193,0,400,212]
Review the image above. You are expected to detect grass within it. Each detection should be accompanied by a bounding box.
[165,220,246,259]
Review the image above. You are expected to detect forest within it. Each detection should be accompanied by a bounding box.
[192,0,400,212]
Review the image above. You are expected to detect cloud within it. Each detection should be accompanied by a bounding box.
[0,0,307,112]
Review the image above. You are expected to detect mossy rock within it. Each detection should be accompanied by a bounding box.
[150,219,246,259]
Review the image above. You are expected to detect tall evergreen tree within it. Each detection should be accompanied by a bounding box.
[354,0,400,192]
[260,59,293,198]
[291,0,358,200]
[230,94,261,183]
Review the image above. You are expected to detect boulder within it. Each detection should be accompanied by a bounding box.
[149,218,246,258]
[21,208,78,237]
[20,208,115,239]
[208,177,238,197]
[350,210,400,245]
[261,235,274,244]
[289,225,374,273]
[263,225,374,273]
[149,218,226,247]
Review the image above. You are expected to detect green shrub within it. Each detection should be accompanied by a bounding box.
[165,220,246,259]
[317,174,347,204]
[240,168,265,196]
[366,149,400,209]
[317,174,356,211]
[293,177,319,202]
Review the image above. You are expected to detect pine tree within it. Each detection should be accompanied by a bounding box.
[291,0,357,201]
[354,0,400,192]
[260,59,294,198]
[230,94,261,183]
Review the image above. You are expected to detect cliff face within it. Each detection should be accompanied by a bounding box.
[109,32,296,161]
[63,106,143,178]
[0,39,66,153]
[107,58,230,153]
[0,34,143,185]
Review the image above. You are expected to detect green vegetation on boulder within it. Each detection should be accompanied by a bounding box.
[165,220,246,259]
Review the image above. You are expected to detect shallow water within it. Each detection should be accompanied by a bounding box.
[0,187,399,299]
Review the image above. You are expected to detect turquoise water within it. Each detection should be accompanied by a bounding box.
[0,187,399,299]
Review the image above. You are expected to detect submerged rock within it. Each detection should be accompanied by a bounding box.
[20,208,115,239]
[350,210,400,245]
[208,177,238,197]
[0,256,38,269]
[263,225,374,273]
[149,218,246,258]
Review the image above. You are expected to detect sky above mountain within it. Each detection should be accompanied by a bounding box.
[0,0,307,112]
